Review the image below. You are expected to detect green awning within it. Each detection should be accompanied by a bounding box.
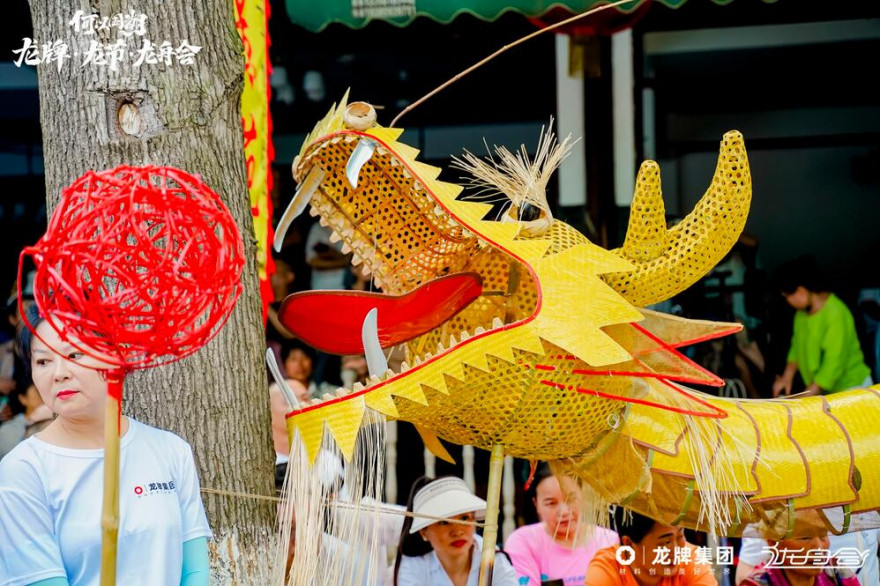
[286,0,779,32]
[286,0,662,32]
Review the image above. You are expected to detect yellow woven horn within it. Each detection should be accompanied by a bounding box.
[602,131,751,307]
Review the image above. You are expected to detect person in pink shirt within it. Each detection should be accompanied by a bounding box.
[504,465,619,585]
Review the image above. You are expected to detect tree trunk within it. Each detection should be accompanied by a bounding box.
[27,1,275,582]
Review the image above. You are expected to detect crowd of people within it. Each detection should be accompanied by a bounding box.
[387,470,875,586]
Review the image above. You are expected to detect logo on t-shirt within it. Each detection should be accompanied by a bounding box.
[132,479,176,497]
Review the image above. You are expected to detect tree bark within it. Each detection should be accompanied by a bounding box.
[27,0,275,581]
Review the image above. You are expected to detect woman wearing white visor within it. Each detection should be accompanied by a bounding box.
[393,476,518,586]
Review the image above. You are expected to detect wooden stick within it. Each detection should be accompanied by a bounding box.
[478,444,505,586]
[390,0,635,128]
[100,371,124,586]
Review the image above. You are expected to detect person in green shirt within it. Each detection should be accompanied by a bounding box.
[772,256,872,397]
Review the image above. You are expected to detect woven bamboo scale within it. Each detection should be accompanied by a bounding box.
[285,95,880,538]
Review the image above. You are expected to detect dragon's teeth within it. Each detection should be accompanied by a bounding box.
[436,342,445,353]
[433,206,445,216]
[474,326,486,335]
[319,217,329,227]
[308,206,319,217]
[353,382,365,392]
[459,331,470,341]
[413,356,422,366]
[492,317,504,329]
[400,361,410,372]
[367,375,382,387]
[448,334,458,347]
[334,388,348,398]
[329,231,341,243]
[341,243,352,254]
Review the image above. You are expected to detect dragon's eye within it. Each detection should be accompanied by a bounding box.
[518,202,543,222]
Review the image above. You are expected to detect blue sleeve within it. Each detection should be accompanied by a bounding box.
[177,443,212,542]
[28,579,69,586]
[180,537,210,586]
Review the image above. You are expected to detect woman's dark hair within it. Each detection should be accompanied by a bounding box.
[528,462,554,501]
[280,339,316,363]
[773,255,830,295]
[610,507,657,544]
[15,303,43,379]
[393,475,434,585]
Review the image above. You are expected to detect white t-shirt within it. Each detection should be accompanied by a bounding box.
[0,418,211,586]
[397,535,519,586]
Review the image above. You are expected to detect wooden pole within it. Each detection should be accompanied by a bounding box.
[478,444,505,586]
[101,371,124,586]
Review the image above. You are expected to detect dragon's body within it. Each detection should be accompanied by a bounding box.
[284,96,880,540]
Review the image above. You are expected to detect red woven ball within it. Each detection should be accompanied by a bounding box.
[21,166,245,370]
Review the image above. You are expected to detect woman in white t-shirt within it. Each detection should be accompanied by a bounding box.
[0,306,212,586]
[393,476,518,586]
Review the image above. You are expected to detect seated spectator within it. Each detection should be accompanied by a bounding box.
[505,464,618,585]
[585,508,717,586]
[282,339,318,396]
[394,476,518,585]
[0,385,26,459]
[269,378,310,490]
[21,383,52,438]
[341,354,368,387]
[735,531,877,586]
[0,383,53,458]
[739,532,859,586]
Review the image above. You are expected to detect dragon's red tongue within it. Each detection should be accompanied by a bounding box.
[277,273,483,355]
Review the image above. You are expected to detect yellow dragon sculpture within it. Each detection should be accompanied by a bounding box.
[280,94,880,541]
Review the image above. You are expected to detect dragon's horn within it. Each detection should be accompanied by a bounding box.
[603,131,751,307]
